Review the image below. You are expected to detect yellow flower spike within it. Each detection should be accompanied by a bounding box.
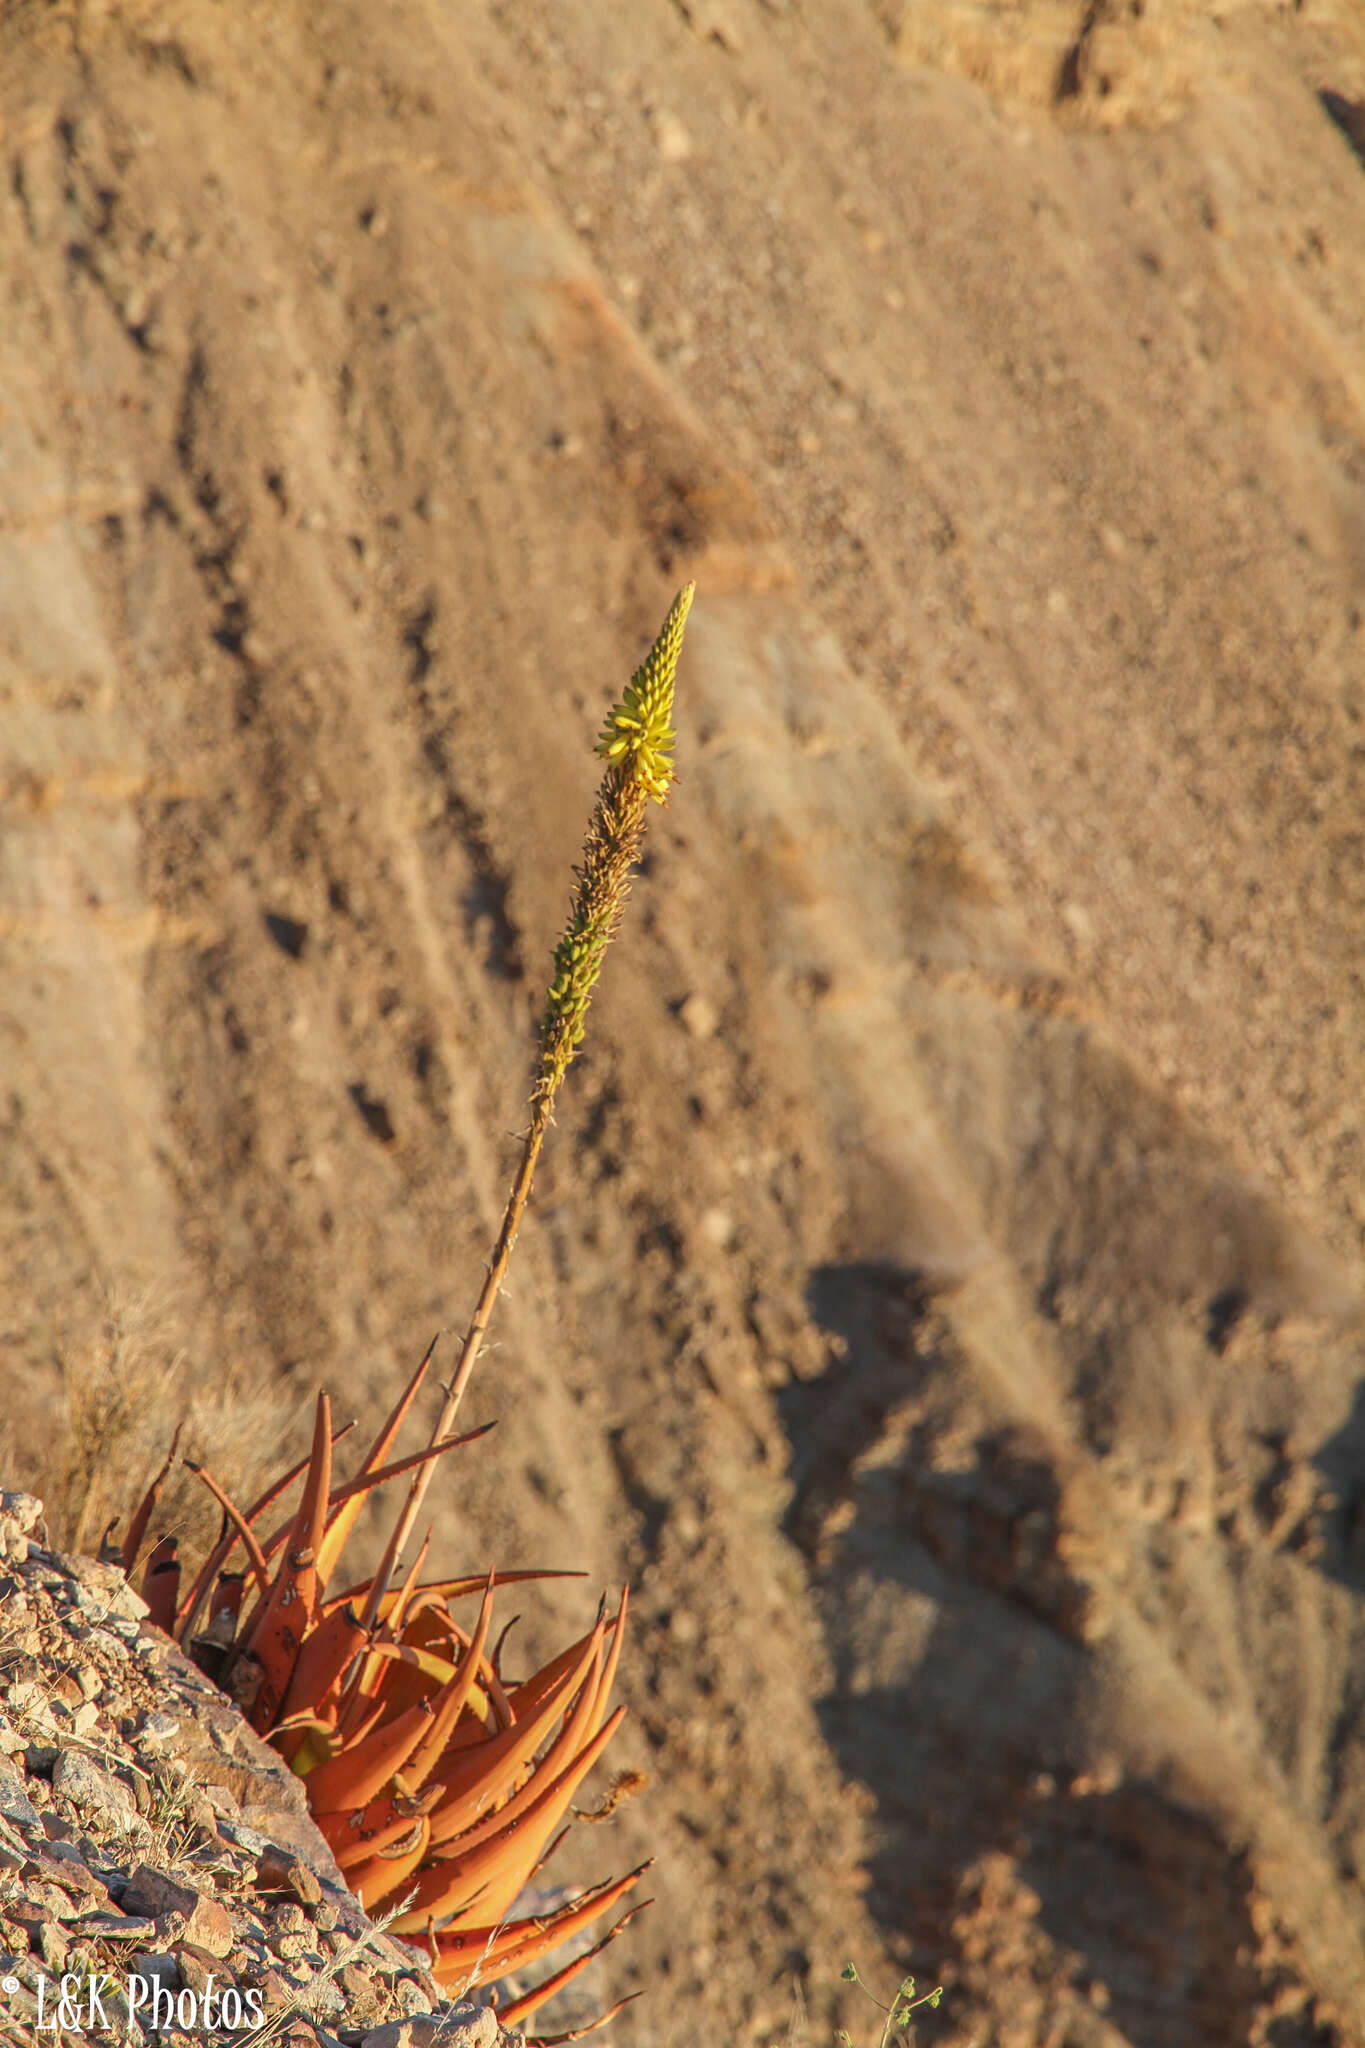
[594,580,692,803]
[538,582,695,1103]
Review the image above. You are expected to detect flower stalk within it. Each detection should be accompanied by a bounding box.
[368,583,695,1608]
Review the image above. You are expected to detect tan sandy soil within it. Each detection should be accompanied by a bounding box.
[2,3,1365,2043]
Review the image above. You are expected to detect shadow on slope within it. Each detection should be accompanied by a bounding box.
[781,1242,1361,2047]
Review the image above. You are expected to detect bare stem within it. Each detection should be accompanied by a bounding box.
[363,1098,549,1623]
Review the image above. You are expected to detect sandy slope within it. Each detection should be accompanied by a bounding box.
[2,2,1365,2042]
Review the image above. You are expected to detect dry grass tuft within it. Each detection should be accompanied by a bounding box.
[0,1287,299,1560]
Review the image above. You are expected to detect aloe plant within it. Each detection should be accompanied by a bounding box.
[112,587,696,2041]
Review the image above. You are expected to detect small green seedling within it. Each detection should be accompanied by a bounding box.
[836,1961,943,2047]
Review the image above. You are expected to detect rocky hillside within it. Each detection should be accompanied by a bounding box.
[0,1490,513,2047]
[2,3,1365,2044]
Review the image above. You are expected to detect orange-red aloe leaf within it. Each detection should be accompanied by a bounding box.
[504,1607,608,1722]
[313,1336,437,1591]
[473,1859,651,1977]
[236,1390,340,1647]
[361,1334,438,1472]
[339,1818,423,1875]
[583,1589,628,1744]
[356,1601,501,1728]
[341,1630,470,1728]
[278,1601,370,1729]
[327,1534,436,1734]
[368,1638,462,1688]
[333,1783,445,1872]
[174,1420,356,1640]
[302,1697,389,1818]
[404,1575,495,1792]
[509,1581,626,1794]
[370,1630,490,1724]
[245,1391,334,1733]
[438,1611,515,1730]
[428,1705,627,1934]
[350,1812,432,1912]
[269,1708,339,1777]
[312,1768,436,1858]
[524,1992,644,2045]
[498,1902,653,2029]
[121,1424,183,1575]
[330,1521,437,1742]
[358,1595,454,1652]
[324,1424,495,1522]
[491,1613,521,1681]
[322,1567,583,1622]
[182,1462,272,1600]
[427,1863,651,1987]
[314,1792,380,1857]
[142,1536,180,1634]
[428,1638,607,1862]
[381,1530,432,1647]
[394,1702,624,1934]
[411,1677,500,1744]
[423,1712,626,1933]
[349,1493,413,1652]
[259,1421,468,1569]
[304,1695,436,1817]
[333,1670,386,1749]
[333,1632,406,1746]
[427,1621,603,1839]
[347,1423,496,1646]
[329,1638,462,1736]
[389,1854,491,1934]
